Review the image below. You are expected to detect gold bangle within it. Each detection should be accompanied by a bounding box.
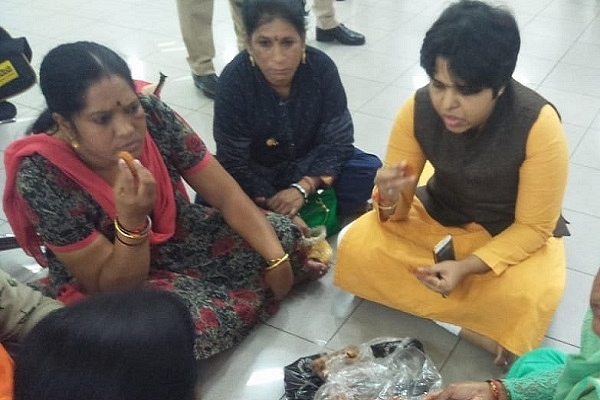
[114,216,152,240]
[377,202,397,211]
[265,253,290,271]
[486,380,501,400]
[115,234,147,247]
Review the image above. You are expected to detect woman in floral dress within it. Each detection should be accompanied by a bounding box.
[2,41,326,359]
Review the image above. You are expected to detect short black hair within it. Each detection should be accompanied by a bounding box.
[420,0,520,93]
[242,0,308,38]
[14,289,197,400]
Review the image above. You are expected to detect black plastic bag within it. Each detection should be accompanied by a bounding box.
[284,337,424,400]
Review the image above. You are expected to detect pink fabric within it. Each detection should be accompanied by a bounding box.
[2,132,179,266]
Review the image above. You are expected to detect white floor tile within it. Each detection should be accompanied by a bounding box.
[537,87,600,128]
[196,323,322,400]
[563,163,600,216]
[563,211,600,276]
[546,268,594,347]
[571,128,600,170]
[541,63,600,99]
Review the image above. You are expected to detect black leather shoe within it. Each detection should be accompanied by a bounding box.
[316,24,365,46]
[0,101,17,124]
[192,73,218,99]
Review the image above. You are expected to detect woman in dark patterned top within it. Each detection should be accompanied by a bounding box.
[214,0,381,220]
[2,41,328,359]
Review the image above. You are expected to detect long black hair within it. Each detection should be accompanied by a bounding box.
[242,0,308,38]
[30,41,135,134]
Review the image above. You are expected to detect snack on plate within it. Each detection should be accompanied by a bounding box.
[118,151,137,177]
[310,345,360,381]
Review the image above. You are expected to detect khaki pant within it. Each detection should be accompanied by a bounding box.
[176,0,339,75]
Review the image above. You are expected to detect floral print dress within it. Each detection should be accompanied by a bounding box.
[15,95,311,359]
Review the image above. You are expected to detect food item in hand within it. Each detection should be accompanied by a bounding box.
[118,151,137,177]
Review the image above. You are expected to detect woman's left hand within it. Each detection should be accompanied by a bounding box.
[415,255,490,297]
[264,261,294,300]
[414,260,467,297]
[265,189,305,217]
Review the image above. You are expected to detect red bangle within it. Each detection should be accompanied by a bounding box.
[114,216,152,239]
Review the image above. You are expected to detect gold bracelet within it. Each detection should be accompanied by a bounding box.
[265,253,290,271]
[486,380,501,400]
[115,234,147,247]
[377,202,397,211]
[114,216,152,240]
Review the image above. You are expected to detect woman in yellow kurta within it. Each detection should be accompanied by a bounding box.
[335,0,569,367]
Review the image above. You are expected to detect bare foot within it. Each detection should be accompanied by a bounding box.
[459,328,516,371]
[304,259,330,281]
[494,347,517,372]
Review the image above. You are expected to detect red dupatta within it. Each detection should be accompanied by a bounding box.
[2,132,180,266]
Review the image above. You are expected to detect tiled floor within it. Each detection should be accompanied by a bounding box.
[2,0,600,398]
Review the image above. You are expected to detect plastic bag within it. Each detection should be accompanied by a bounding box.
[314,343,442,400]
[283,337,431,400]
[375,346,443,399]
[284,353,325,400]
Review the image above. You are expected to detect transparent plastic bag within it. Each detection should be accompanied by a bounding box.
[311,338,441,400]
[284,337,432,400]
[315,359,392,399]
[375,346,443,399]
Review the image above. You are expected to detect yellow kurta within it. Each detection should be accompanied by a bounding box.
[335,95,568,356]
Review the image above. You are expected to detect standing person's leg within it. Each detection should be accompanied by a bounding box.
[313,0,365,46]
[229,0,246,51]
[175,0,219,99]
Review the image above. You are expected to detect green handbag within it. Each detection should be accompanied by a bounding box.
[298,188,341,237]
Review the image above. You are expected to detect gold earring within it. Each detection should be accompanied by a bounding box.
[249,54,255,67]
[302,49,306,64]
[70,139,80,150]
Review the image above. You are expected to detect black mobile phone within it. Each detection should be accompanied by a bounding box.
[433,234,455,263]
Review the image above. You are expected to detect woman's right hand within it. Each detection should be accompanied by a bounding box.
[264,261,294,300]
[265,188,305,217]
[113,158,156,227]
[423,381,494,400]
[374,161,415,204]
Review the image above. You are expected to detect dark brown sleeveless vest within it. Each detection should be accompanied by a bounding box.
[414,79,568,236]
